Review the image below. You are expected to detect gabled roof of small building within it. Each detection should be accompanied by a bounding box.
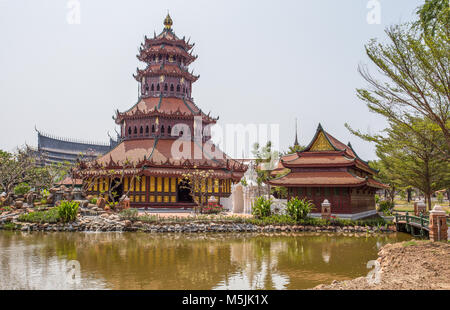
[278,123,375,173]
[267,171,386,188]
[268,124,387,188]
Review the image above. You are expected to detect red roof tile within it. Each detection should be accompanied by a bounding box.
[124,97,199,116]
[268,171,367,187]
[282,153,355,167]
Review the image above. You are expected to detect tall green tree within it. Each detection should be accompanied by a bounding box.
[368,159,401,204]
[283,144,305,155]
[349,0,450,157]
[354,118,449,210]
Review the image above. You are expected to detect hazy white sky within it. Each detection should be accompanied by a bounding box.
[0,0,423,160]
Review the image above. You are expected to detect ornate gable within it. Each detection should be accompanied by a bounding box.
[310,131,334,151]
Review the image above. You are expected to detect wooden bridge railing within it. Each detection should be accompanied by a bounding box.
[394,212,430,237]
[395,206,448,241]
[395,212,429,227]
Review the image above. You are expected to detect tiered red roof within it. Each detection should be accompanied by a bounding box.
[114,96,217,124]
[134,63,199,83]
[268,124,388,189]
[80,138,246,181]
[137,44,197,65]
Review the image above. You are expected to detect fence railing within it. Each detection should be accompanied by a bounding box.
[394,212,430,231]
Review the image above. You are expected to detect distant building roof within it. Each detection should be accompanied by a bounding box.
[35,128,118,166]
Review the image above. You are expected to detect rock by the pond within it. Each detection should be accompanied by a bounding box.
[96,197,106,209]
[14,201,23,209]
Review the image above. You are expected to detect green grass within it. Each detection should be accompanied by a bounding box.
[17,208,60,224]
[133,213,388,227]
[1,222,17,230]
[402,240,418,247]
[394,204,450,214]
[393,205,414,212]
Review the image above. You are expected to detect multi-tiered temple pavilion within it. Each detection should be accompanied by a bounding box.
[80,14,247,208]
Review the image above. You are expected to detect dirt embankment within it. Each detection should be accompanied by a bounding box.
[314,240,450,290]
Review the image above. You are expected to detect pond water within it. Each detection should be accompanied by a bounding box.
[0,231,411,290]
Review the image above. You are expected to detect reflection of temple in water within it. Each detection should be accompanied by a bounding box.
[213,239,290,290]
[0,232,107,289]
[0,232,411,290]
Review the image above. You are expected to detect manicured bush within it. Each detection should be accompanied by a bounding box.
[286,197,314,222]
[251,196,272,219]
[119,208,139,221]
[57,200,79,223]
[14,183,30,196]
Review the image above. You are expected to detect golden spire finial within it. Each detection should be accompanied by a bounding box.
[164,12,173,30]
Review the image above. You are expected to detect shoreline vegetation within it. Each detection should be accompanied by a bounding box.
[0,203,397,233]
[313,240,450,290]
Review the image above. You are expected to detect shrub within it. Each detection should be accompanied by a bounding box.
[252,196,272,218]
[14,183,30,196]
[57,200,79,223]
[375,194,380,204]
[247,214,296,226]
[41,189,50,199]
[2,222,16,230]
[119,208,139,221]
[271,186,288,199]
[378,200,394,215]
[138,214,159,223]
[0,206,13,214]
[286,197,314,222]
[18,208,60,223]
[202,204,224,214]
[437,192,444,204]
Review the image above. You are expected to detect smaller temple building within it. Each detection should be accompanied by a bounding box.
[268,124,388,219]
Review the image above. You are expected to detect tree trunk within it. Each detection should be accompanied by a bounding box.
[407,188,412,203]
[426,192,432,211]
